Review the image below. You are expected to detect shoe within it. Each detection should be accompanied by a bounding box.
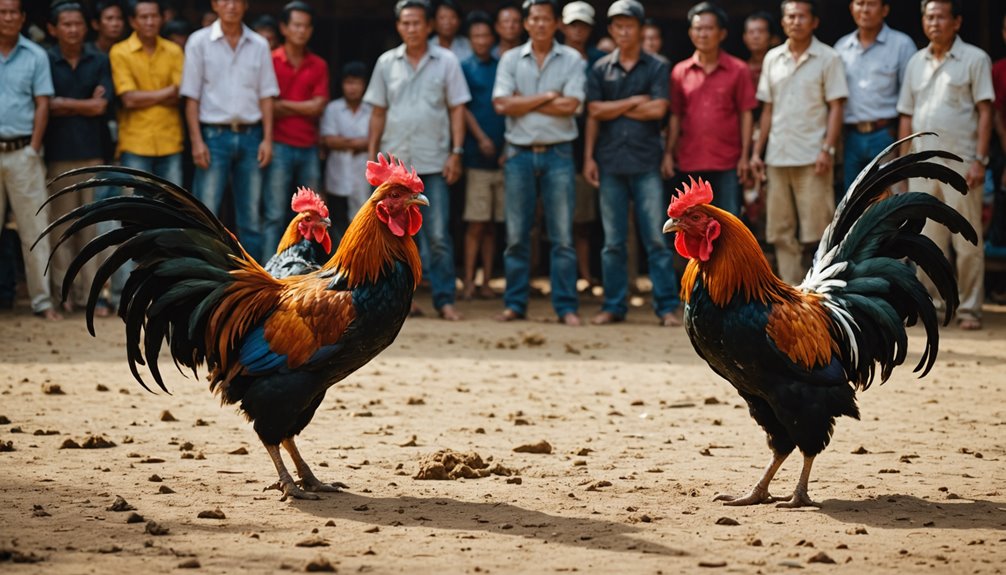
[438,304,463,321]
[661,308,684,327]
[591,311,624,325]
[495,308,525,322]
[560,312,581,326]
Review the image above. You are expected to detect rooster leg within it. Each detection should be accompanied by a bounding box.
[263,443,319,501]
[281,437,349,493]
[776,455,821,509]
[714,451,788,506]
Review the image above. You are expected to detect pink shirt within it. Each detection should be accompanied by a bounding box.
[670,52,757,173]
[994,58,1006,121]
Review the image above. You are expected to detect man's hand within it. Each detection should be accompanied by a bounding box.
[814,150,833,176]
[583,157,600,188]
[477,136,496,159]
[257,139,272,168]
[737,157,750,185]
[192,140,210,169]
[92,85,106,99]
[965,160,984,190]
[443,153,462,185]
[660,152,676,180]
[750,154,766,183]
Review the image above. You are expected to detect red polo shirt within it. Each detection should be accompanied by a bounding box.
[670,52,757,173]
[272,46,330,148]
[994,58,1006,121]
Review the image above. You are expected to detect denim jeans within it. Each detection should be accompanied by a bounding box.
[502,143,578,317]
[193,124,265,262]
[263,142,321,256]
[94,152,184,308]
[599,169,679,318]
[675,169,742,217]
[412,173,456,310]
[843,128,895,198]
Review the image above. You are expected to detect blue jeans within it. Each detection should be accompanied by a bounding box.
[502,143,578,317]
[193,124,265,262]
[412,173,456,310]
[599,170,680,318]
[96,152,184,308]
[676,169,741,217]
[843,128,895,198]
[263,142,321,256]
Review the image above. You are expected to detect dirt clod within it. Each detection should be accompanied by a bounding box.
[160,410,178,422]
[81,436,115,449]
[126,512,145,524]
[178,558,201,569]
[197,509,226,520]
[229,447,249,455]
[0,441,13,452]
[808,552,836,564]
[42,384,65,395]
[296,537,330,548]
[158,485,175,494]
[304,556,337,572]
[414,450,515,480]
[716,517,740,526]
[107,496,135,512]
[513,440,552,454]
[145,521,169,536]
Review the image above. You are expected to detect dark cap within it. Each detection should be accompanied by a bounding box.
[607,0,644,22]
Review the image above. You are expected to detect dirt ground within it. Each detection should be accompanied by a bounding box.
[1,293,1004,574]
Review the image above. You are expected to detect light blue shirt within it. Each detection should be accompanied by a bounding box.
[835,24,916,123]
[493,40,586,146]
[0,35,54,139]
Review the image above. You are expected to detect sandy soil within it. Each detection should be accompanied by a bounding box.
[1,294,1005,574]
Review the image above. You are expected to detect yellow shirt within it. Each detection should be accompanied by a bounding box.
[110,33,184,157]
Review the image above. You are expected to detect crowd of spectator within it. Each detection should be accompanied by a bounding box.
[0,0,1003,330]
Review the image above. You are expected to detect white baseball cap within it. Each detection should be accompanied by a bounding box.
[562,1,595,26]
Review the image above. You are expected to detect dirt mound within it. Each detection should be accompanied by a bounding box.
[414,449,516,480]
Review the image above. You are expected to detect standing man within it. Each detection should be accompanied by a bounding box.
[642,18,663,58]
[430,0,472,62]
[584,0,678,327]
[663,2,757,218]
[264,1,329,257]
[44,2,113,316]
[89,0,125,54]
[321,61,372,236]
[180,0,279,263]
[365,0,471,321]
[835,0,915,194]
[492,0,586,326]
[493,2,522,57]
[897,0,993,330]
[750,0,847,285]
[0,0,59,320]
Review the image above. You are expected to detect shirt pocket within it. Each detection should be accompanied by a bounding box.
[421,76,445,108]
[241,59,262,91]
[866,59,899,96]
[10,70,33,97]
[943,70,973,108]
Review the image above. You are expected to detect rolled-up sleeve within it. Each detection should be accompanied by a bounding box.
[586,62,601,103]
[756,59,772,104]
[444,54,471,107]
[972,53,995,104]
[363,56,388,108]
[650,59,669,101]
[562,58,586,103]
[823,53,849,102]
[33,52,54,96]
[896,54,920,116]
[258,47,279,99]
[110,47,136,95]
[492,51,516,100]
[179,38,203,100]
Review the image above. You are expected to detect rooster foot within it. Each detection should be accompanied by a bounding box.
[714,488,781,506]
[297,475,349,493]
[775,489,820,509]
[265,480,321,501]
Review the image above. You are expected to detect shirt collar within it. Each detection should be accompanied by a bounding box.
[48,43,95,64]
[124,32,162,53]
[209,19,250,45]
[782,35,823,60]
[394,43,437,60]
[925,35,962,60]
[518,39,560,59]
[686,51,724,72]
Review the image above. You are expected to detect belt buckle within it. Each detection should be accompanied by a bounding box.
[858,121,874,134]
[531,144,547,153]
[229,121,241,132]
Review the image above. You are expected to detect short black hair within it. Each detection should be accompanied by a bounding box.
[465,9,494,33]
[281,1,313,25]
[252,14,279,34]
[49,1,87,25]
[642,17,659,29]
[125,0,162,19]
[521,0,557,20]
[920,0,962,17]
[395,0,432,20]
[162,18,191,36]
[745,10,779,36]
[496,1,520,20]
[435,0,463,19]
[780,0,817,18]
[342,61,368,80]
[687,2,728,29]
[93,0,123,19]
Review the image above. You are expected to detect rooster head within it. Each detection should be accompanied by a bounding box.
[366,153,428,237]
[662,177,721,262]
[291,187,333,254]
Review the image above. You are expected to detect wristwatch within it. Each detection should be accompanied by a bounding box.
[451,146,464,155]
[821,144,836,156]
[974,154,989,167]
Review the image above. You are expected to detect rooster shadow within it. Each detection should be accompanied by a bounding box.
[819,494,1006,530]
[293,491,686,557]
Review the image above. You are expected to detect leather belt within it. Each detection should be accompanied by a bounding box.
[845,118,896,134]
[0,136,31,153]
[514,142,562,154]
[201,121,261,133]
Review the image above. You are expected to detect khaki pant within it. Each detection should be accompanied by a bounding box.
[911,170,984,321]
[0,146,54,313]
[46,159,101,308]
[765,164,835,284]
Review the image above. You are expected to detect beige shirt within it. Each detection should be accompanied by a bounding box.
[758,36,848,167]
[896,36,994,160]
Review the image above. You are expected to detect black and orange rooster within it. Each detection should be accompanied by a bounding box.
[38,154,426,500]
[662,134,977,507]
[263,186,332,278]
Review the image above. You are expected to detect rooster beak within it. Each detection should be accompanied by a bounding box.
[320,217,331,228]
[411,193,430,207]
[663,218,679,234]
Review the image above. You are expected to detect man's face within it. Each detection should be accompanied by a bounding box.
[524,5,558,44]
[469,22,494,58]
[0,0,25,41]
[212,0,247,26]
[743,18,769,53]
[94,4,124,41]
[434,5,459,39]
[688,12,725,53]
[495,7,521,44]
[396,7,431,49]
[608,16,640,52]
[131,2,163,42]
[561,20,591,47]
[52,9,87,48]
[922,1,960,45]
[642,24,661,54]
[781,1,817,43]
[280,10,312,48]
[342,76,365,102]
[850,0,888,31]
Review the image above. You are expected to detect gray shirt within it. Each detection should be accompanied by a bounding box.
[0,35,53,139]
[364,44,471,174]
[493,40,586,146]
[320,98,372,201]
[835,23,916,123]
[180,20,279,124]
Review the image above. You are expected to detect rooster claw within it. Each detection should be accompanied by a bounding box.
[265,480,321,501]
[298,477,349,493]
[714,488,781,506]
[775,490,820,509]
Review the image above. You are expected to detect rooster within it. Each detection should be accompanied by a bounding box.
[662,133,977,507]
[263,187,332,278]
[38,155,426,500]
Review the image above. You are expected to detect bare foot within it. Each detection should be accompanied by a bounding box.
[561,312,581,327]
[591,311,624,325]
[438,304,463,321]
[35,308,63,321]
[461,283,475,301]
[477,285,496,299]
[715,487,781,506]
[661,308,683,327]
[495,308,524,322]
[409,303,425,318]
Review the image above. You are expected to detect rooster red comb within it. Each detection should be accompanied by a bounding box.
[667,177,714,218]
[366,153,424,194]
[290,187,329,218]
